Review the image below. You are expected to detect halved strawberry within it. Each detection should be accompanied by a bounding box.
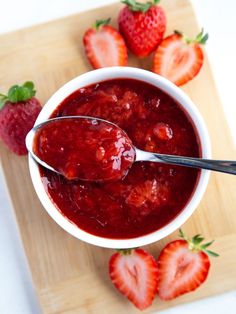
[109,248,158,310]
[157,229,219,300]
[153,29,208,86]
[83,18,128,69]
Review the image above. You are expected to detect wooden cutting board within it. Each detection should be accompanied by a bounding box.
[1,0,236,313]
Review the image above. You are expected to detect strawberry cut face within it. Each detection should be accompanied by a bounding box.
[109,249,158,310]
[153,34,204,86]
[83,24,128,69]
[157,240,210,300]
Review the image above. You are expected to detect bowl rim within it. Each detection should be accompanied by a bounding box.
[28,67,211,249]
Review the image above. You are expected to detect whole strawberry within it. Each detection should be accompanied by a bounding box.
[118,0,166,57]
[0,82,41,155]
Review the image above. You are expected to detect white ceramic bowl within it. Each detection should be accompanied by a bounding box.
[28,67,211,249]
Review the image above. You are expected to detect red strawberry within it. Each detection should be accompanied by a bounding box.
[157,229,219,300]
[0,82,41,155]
[83,18,127,69]
[153,29,208,86]
[109,248,158,310]
[118,0,166,57]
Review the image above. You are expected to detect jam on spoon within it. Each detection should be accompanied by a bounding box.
[32,116,135,181]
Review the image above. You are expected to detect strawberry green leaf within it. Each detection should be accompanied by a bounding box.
[192,234,201,240]
[205,250,219,257]
[195,29,204,42]
[0,81,36,109]
[201,240,214,249]
[9,86,29,103]
[179,228,187,240]
[23,81,35,90]
[174,29,209,45]
[8,86,24,103]
[192,234,204,241]
[195,29,209,45]
[8,82,36,103]
[192,236,204,245]
[179,229,219,257]
[94,18,111,30]
[121,0,158,13]
[199,33,209,44]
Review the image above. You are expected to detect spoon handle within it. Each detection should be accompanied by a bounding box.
[135,149,236,175]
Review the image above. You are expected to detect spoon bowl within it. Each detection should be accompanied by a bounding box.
[26,115,136,181]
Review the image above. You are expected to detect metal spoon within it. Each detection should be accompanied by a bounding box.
[26,116,236,178]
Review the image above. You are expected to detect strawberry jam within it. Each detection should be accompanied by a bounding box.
[34,118,135,181]
[39,79,201,239]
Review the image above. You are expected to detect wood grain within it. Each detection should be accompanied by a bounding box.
[0,0,236,313]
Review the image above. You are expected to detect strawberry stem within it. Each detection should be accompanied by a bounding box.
[94,18,111,30]
[121,0,160,13]
[174,29,209,45]
[0,81,36,110]
[179,229,219,257]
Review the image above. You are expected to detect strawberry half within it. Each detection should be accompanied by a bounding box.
[153,29,208,86]
[83,18,128,69]
[109,248,158,310]
[157,229,219,300]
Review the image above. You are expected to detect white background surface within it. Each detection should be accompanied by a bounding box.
[0,1,236,313]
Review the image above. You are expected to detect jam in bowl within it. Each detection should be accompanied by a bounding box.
[28,67,211,248]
